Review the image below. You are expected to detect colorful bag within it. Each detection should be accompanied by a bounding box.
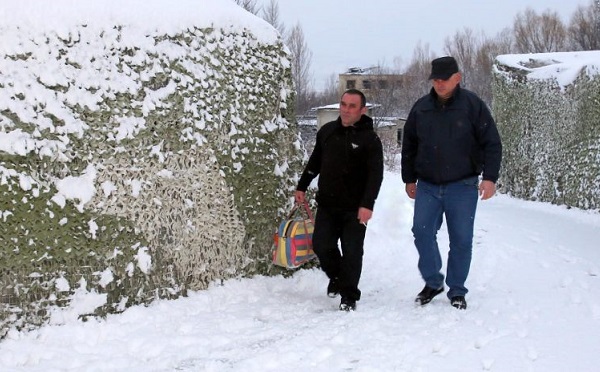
[272,201,316,269]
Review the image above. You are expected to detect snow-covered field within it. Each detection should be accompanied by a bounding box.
[1,171,599,372]
[2,1,600,370]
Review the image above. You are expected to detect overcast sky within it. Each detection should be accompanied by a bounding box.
[258,0,592,91]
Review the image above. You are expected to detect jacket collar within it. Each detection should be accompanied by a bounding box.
[335,114,374,130]
[429,84,461,106]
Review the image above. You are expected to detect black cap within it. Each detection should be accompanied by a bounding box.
[429,56,459,80]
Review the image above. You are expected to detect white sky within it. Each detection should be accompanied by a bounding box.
[261,0,593,90]
[2,171,600,371]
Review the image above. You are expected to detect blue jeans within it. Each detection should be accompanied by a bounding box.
[412,177,479,298]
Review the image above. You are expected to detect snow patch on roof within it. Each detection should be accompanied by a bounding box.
[0,0,278,44]
[495,51,600,88]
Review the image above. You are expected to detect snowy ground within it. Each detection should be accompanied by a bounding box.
[1,170,599,372]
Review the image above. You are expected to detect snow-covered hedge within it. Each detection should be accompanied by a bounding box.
[0,1,304,334]
[493,51,600,210]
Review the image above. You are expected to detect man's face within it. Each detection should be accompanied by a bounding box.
[432,72,461,100]
[339,93,367,126]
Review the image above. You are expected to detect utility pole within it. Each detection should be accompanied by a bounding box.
[596,0,600,37]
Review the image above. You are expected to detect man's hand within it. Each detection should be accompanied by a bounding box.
[405,183,417,200]
[294,190,306,204]
[479,180,496,200]
[357,207,373,226]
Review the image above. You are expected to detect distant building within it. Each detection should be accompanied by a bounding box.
[338,67,407,102]
[297,66,409,151]
[306,103,406,150]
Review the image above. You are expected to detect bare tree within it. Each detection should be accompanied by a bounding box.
[261,0,285,36]
[568,1,600,50]
[596,0,600,38]
[443,27,515,106]
[256,2,315,115]
[299,74,340,115]
[399,42,436,112]
[286,23,314,115]
[513,8,567,53]
[234,0,260,15]
[473,30,515,105]
[443,28,480,89]
[357,64,406,120]
[491,27,516,54]
[321,74,340,102]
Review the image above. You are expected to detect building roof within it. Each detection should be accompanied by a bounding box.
[314,102,379,110]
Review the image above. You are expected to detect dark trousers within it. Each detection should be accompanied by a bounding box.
[312,206,367,302]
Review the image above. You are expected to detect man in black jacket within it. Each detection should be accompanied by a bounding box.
[295,89,384,311]
[401,56,502,310]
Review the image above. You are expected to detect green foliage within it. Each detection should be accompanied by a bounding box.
[0,164,150,334]
[492,61,600,210]
[0,24,302,335]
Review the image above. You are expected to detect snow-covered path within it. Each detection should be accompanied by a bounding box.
[1,171,599,372]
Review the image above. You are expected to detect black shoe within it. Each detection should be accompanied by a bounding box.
[327,278,339,298]
[451,296,467,310]
[339,297,356,311]
[415,285,444,306]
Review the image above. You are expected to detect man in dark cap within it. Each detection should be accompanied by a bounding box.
[401,56,502,310]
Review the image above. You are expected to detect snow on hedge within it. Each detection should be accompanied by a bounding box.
[493,51,600,210]
[0,0,303,334]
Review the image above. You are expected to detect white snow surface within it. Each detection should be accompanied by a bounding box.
[496,50,600,88]
[0,0,278,43]
[1,1,600,370]
[1,171,599,371]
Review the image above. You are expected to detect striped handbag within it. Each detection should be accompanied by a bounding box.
[272,201,316,269]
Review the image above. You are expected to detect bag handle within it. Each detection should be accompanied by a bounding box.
[294,200,314,254]
[289,200,315,224]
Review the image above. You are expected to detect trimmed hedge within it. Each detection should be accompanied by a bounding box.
[492,54,600,210]
[0,23,303,334]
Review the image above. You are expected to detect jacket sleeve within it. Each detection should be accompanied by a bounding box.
[400,106,418,184]
[296,129,323,192]
[360,132,384,211]
[475,101,502,183]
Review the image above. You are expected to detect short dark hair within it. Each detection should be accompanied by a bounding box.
[342,89,366,108]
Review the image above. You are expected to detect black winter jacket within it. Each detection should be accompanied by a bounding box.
[401,86,502,185]
[297,115,384,210]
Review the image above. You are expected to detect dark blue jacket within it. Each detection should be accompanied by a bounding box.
[297,115,384,210]
[401,85,502,185]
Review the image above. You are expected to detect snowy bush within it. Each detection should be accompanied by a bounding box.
[493,51,600,210]
[0,1,304,334]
